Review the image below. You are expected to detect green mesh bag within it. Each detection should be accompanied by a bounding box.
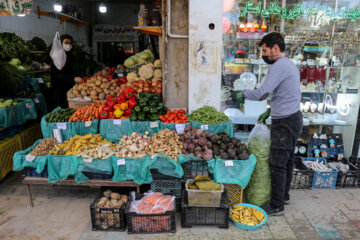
[190,121,234,137]
[78,157,112,175]
[47,155,87,184]
[149,152,184,179]
[130,120,160,136]
[112,155,153,184]
[34,93,48,116]
[99,118,132,143]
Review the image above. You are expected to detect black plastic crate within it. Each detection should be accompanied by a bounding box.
[336,163,360,188]
[150,169,178,180]
[22,167,48,177]
[150,180,182,198]
[90,193,126,231]
[126,192,176,234]
[291,169,314,189]
[84,172,112,180]
[181,190,230,229]
[181,160,213,182]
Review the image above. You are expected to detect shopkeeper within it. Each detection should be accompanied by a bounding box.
[50,34,77,109]
[237,32,303,216]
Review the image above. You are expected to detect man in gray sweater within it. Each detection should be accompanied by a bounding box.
[238,32,303,215]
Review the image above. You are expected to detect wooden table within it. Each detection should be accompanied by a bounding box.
[23,177,140,207]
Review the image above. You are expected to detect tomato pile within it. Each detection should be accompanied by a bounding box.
[160,109,188,123]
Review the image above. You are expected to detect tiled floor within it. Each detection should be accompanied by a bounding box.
[0,172,359,240]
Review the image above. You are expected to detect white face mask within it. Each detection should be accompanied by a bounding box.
[63,44,72,52]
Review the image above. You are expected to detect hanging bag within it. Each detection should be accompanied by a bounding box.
[50,31,67,70]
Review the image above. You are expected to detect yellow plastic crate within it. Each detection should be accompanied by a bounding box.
[224,184,244,206]
[0,135,21,180]
[19,123,42,150]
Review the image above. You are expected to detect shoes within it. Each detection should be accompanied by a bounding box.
[261,203,284,216]
[284,195,290,205]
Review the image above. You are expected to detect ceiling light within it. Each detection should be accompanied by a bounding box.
[17,14,26,17]
[54,3,62,12]
[99,3,107,13]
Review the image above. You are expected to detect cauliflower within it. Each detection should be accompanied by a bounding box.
[138,64,154,79]
[154,59,162,68]
[153,69,162,78]
[127,72,138,82]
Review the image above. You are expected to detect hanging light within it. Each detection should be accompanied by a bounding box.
[54,3,62,12]
[239,24,245,32]
[246,23,252,32]
[99,3,107,13]
[17,14,26,17]
[254,24,259,31]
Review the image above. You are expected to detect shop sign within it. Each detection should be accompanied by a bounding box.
[93,24,136,41]
[0,0,32,16]
[240,1,360,22]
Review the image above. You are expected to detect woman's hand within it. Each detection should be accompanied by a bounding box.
[74,77,84,84]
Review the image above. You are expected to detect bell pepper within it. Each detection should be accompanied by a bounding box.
[113,104,121,110]
[108,113,115,119]
[150,114,159,121]
[143,106,150,112]
[130,114,137,121]
[134,106,141,113]
[106,96,116,106]
[121,116,129,119]
[128,98,137,109]
[123,88,135,99]
[123,109,132,116]
[99,110,109,119]
[120,102,128,111]
[137,112,146,121]
[114,108,124,118]
[116,94,126,104]
[149,107,158,114]
[103,106,113,112]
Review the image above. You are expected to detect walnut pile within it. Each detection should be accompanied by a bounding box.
[30,138,59,156]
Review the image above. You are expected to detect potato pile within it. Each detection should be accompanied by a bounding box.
[71,77,121,101]
[93,190,128,230]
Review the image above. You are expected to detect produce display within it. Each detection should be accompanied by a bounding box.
[209,132,249,160]
[188,105,230,124]
[123,49,155,68]
[77,144,115,162]
[128,79,162,96]
[0,62,25,97]
[15,87,37,99]
[26,36,47,51]
[145,129,183,161]
[29,138,59,156]
[179,126,214,160]
[187,175,221,190]
[160,109,188,123]
[98,93,137,119]
[49,134,115,155]
[93,190,128,230]
[130,92,167,121]
[0,32,31,64]
[230,205,266,226]
[46,108,77,122]
[0,99,19,108]
[69,103,103,122]
[115,132,150,159]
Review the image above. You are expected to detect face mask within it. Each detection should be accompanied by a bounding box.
[262,55,276,65]
[63,44,72,52]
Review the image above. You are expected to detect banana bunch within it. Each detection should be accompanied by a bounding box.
[230,205,265,226]
[49,134,115,155]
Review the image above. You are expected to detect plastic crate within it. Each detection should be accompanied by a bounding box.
[181,160,213,181]
[336,163,360,188]
[90,193,126,231]
[185,179,224,207]
[302,158,338,189]
[150,169,178,180]
[84,172,112,180]
[181,190,230,229]
[291,169,314,189]
[150,180,182,198]
[0,135,21,180]
[224,184,243,206]
[19,123,42,150]
[126,192,176,234]
[22,167,48,177]
[0,124,27,141]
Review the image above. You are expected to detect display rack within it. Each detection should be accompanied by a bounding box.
[133,26,162,36]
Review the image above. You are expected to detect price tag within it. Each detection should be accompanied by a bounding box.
[113,119,122,125]
[34,99,40,104]
[26,103,31,109]
[37,78,44,83]
[118,73,123,77]
[117,159,126,166]
[201,125,209,131]
[85,121,92,127]
[56,123,67,130]
[150,121,159,128]
[175,124,185,134]
[225,160,234,167]
[151,154,158,159]
[25,154,36,162]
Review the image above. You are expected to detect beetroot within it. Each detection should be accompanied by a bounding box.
[203,149,213,160]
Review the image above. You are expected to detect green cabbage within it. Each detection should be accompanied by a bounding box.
[9,58,21,67]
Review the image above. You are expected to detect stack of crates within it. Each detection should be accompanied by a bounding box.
[0,134,21,180]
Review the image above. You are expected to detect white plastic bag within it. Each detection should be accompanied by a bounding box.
[50,32,67,70]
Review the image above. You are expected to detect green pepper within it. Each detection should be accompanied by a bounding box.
[130,114,137,121]
[157,102,164,110]
[149,107,158,114]
[149,100,157,108]
[143,106,150,112]
[139,92,147,99]
[150,114,159,121]
[138,112,146,121]
[152,95,160,102]
[134,106,141,112]
[139,99,148,107]
[160,106,168,115]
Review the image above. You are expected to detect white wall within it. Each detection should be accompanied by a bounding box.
[0,0,91,45]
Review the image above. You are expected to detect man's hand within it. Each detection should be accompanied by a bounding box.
[236,91,245,112]
[257,108,270,124]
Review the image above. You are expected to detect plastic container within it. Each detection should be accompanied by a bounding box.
[181,190,230,229]
[291,169,314,189]
[90,193,126,231]
[181,160,213,182]
[18,123,42,150]
[229,203,268,230]
[0,134,21,180]
[224,184,243,205]
[336,163,360,188]
[185,179,224,207]
[138,3,146,26]
[302,158,339,189]
[150,179,182,198]
[126,192,176,234]
[150,169,178,180]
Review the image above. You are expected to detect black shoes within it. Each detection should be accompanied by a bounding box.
[284,195,290,205]
[261,203,284,216]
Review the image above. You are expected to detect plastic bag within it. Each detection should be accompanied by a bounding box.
[245,123,272,206]
[129,191,175,214]
[50,32,67,70]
